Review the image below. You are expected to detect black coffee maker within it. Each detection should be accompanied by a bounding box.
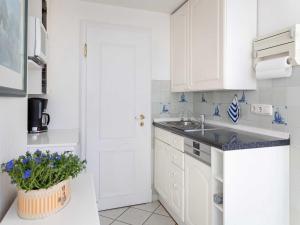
[28,98,50,133]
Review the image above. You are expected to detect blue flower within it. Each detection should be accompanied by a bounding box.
[35,157,42,164]
[23,170,31,179]
[5,160,14,172]
[34,150,42,156]
[56,155,62,161]
[22,158,29,165]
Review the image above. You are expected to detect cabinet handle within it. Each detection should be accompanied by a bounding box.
[169,172,175,177]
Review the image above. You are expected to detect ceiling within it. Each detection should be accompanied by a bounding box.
[81,0,186,13]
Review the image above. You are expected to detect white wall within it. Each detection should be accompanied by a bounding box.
[47,0,170,130]
[0,98,27,221]
[258,1,300,224]
[258,0,300,36]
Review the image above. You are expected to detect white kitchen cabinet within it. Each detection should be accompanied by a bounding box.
[171,0,257,91]
[169,163,184,221]
[171,1,189,92]
[154,140,185,223]
[189,0,221,90]
[154,139,171,203]
[185,154,211,225]
[154,128,185,224]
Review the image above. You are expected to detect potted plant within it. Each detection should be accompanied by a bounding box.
[1,150,86,219]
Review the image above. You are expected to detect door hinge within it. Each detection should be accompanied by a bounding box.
[84,43,87,58]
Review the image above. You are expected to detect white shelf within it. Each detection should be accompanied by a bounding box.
[214,203,223,212]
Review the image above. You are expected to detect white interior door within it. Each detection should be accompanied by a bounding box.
[84,23,152,210]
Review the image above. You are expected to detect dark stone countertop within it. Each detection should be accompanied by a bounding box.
[153,121,290,151]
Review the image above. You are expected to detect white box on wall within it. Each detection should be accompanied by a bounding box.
[27,61,44,95]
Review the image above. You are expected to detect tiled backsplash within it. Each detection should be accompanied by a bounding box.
[194,67,300,134]
[194,86,289,132]
[151,80,193,119]
[152,67,300,134]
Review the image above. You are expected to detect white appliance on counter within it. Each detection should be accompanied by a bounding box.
[28,16,48,64]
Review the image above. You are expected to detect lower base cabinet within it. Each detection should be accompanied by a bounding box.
[154,139,171,203]
[184,154,212,225]
[155,127,290,225]
[154,139,184,223]
[169,163,184,220]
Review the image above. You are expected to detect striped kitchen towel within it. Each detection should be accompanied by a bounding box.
[227,95,240,123]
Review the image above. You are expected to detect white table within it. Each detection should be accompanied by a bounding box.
[1,174,100,225]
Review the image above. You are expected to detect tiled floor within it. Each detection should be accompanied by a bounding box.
[99,201,177,225]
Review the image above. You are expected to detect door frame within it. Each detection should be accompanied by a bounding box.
[79,21,153,195]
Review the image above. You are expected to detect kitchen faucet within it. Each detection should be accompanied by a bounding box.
[199,114,205,125]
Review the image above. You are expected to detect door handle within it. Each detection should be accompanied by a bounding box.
[135,114,145,120]
[135,114,145,127]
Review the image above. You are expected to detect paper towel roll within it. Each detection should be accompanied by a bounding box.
[255,56,292,80]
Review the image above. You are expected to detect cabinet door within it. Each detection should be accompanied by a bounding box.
[170,163,184,221]
[185,155,211,225]
[154,139,170,202]
[171,2,189,92]
[189,0,222,90]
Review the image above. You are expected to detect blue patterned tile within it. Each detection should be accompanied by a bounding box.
[238,91,247,103]
[272,106,288,125]
[179,93,188,103]
[201,93,207,103]
[213,104,221,117]
[160,103,170,114]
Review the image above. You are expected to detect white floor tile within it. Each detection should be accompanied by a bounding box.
[99,215,114,225]
[99,207,128,219]
[117,208,151,225]
[132,201,160,212]
[154,205,169,217]
[144,214,176,225]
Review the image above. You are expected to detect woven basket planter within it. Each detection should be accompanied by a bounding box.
[17,179,71,219]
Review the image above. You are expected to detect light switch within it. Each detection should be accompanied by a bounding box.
[250,104,273,116]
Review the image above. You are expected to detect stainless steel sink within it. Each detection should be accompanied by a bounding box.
[163,120,220,132]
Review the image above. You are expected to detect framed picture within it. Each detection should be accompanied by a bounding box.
[0,0,27,97]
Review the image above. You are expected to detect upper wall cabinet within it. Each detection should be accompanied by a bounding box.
[171,2,189,92]
[171,0,257,92]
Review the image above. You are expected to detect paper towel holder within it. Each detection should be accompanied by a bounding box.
[253,24,300,68]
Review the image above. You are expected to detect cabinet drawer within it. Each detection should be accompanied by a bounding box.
[169,163,184,188]
[170,134,184,152]
[169,147,184,170]
[170,133,184,152]
[155,127,184,152]
[155,127,171,144]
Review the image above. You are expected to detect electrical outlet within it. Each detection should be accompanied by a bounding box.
[250,104,273,116]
